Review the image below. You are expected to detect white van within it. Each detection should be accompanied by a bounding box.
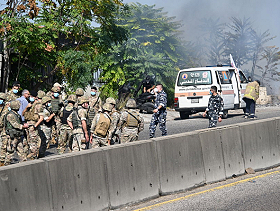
[174,65,249,119]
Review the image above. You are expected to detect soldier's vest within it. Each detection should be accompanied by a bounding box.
[72,108,82,129]
[87,108,95,127]
[94,113,111,138]
[61,107,73,124]
[51,98,60,113]
[4,111,24,138]
[126,110,140,128]
[24,102,40,122]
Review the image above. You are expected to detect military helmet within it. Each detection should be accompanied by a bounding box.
[51,86,60,93]
[75,88,84,96]
[67,94,76,103]
[53,82,62,88]
[78,96,89,105]
[42,96,52,104]
[10,100,21,110]
[0,92,6,100]
[126,98,137,108]
[37,90,45,99]
[102,103,113,112]
[106,97,116,105]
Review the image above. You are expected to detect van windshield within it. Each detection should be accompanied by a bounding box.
[177,70,212,86]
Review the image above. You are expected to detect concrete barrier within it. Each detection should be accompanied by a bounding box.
[239,118,280,171]
[0,160,51,211]
[155,132,206,194]
[45,150,109,211]
[103,140,159,209]
[199,129,226,183]
[218,125,245,178]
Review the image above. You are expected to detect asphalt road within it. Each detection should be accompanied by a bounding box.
[139,105,280,140]
[116,166,280,211]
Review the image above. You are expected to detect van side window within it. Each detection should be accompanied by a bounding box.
[239,71,247,83]
[217,71,231,84]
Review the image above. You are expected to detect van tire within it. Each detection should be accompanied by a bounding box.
[180,111,190,119]
[222,110,228,119]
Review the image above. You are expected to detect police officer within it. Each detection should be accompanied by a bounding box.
[90,103,113,148]
[119,99,144,143]
[243,80,260,119]
[67,96,89,151]
[57,94,75,154]
[0,100,28,165]
[149,84,167,138]
[203,86,224,128]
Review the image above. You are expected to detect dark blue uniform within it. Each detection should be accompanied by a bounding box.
[149,90,167,138]
[206,94,224,128]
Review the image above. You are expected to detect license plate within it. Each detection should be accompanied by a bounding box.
[191,98,199,103]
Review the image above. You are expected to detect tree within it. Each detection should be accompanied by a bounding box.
[0,0,128,91]
[222,17,254,67]
[257,46,280,84]
[97,3,191,104]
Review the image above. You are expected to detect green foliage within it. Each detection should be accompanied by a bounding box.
[98,3,191,105]
[0,0,128,91]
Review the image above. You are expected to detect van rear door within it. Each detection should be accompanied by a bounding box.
[216,70,235,110]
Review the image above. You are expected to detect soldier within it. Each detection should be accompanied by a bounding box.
[90,103,113,148]
[0,93,9,165]
[5,81,20,102]
[87,86,102,131]
[203,86,224,128]
[22,91,43,159]
[57,94,75,154]
[149,84,168,138]
[118,99,144,143]
[39,96,55,157]
[0,100,28,166]
[67,96,89,151]
[50,86,63,147]
[74,88,84,108]
[37,90,46,100]
[106,97,120,145]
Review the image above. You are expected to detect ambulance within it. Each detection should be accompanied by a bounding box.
[174,65,249,119]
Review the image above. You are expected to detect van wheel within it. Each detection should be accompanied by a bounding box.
[180,111,190,119]
[222,110,228,119]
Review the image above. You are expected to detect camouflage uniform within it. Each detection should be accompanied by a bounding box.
[67,106,87,151]
[109,110,120,144]
[119,109,144,143]
[1,109,25,165]
[57,104,74,154]
[0,105,9,165]
[149,90,168,138]
[24,102,43,159]
[39,105,54,157]
[206,94,224,128]
[5,90,19,102]
[90,112,113,148]
[89,94,102,113]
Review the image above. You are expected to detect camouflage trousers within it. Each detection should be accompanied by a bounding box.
[0,134,27,165]
[149,110,167,138]
[38,125,52,158]
[26,125,41,160]
[120,127,139,144]
[57,124,73,154]
[72,131,87,152]
[208,114,219,128]
[91,135,108,148]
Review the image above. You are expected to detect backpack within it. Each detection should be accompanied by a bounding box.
[94,113,111,138]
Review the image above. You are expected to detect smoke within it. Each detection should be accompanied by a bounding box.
[123,0,280,96]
